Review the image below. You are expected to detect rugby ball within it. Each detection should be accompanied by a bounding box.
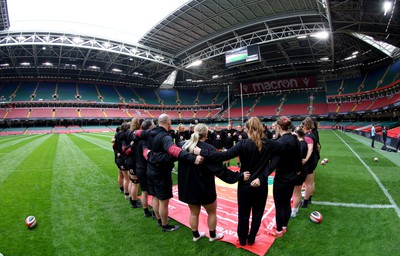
[310,211,323,224]
[324,158,329,163]
[374,157,379,162]
[25,215,37,228]
[320,160,326,165]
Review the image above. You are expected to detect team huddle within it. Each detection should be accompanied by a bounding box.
[112,114,320,245]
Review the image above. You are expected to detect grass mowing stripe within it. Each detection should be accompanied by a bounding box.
[333,131,400,219]
[313,201,394,209]
[0,134,53,186]
[50,134,121,255]
[0,134,44,150]
[0,134,58,256]
[71,133,113,151]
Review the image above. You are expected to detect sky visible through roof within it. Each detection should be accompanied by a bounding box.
[7,0,189,44]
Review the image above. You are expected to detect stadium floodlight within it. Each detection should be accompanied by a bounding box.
[16,36,26,41]
[297,35,307,39]
[112,68,122,72]
[186,60,202,68]
[103,42,111,48]
[20,62,30,66]
[42,62,53,66]
[310,31,329,40]
[89,65,100,70]
[320,57,330,61]
[212,75,219,79]
[0,63,9,67]
[352,51,359,55]
[384,1,393,15]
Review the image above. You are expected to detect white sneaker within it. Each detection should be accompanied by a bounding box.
[193,232,205,242]
[209,233,223,242]
[290,208,298,218]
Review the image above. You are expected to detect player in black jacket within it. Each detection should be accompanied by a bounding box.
[114,122,131,199]
[111,126,123,193]
[267,117,302,237]
[195,117,285,246]
[210,124,224,150]
[233,124,248,167]
[291,127,310,218]
[135,114,203,232]
[301,117,320,208]
[179,123,250,242]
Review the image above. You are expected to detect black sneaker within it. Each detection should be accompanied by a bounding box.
[144,211,152,217]
[162,225,180,232]
[301,200,308,208]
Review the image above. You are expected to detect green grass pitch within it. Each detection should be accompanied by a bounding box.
[0,130,399,255]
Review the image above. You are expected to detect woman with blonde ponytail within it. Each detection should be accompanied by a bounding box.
[194,117,286,246]
[178,123,250,242]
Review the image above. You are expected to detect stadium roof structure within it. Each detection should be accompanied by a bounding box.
[0,0,399,88]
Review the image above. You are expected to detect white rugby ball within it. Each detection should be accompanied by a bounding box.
[374,157,379,162]
[310,211,323,224]
[320,160,326,165]
[324,158,328,163]
[25,215,37,228]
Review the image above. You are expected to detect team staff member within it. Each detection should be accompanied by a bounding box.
[301,117,319,208]
[268,116,301,237]
[135,114,203,232]
[179,123,250,242]
[371,124,376,148]
[195,117,285,246]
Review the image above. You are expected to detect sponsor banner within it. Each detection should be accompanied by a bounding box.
[163,169,278,256]
[240,77,316,93]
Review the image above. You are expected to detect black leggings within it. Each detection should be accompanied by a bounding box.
[237,184,268,244]
[273,181,295,231]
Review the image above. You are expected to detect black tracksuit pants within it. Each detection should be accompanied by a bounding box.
[237,183,268,244]
[273,180,295,231]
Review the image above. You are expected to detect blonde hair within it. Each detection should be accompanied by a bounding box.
[302,117,314,130]
[245,117,264,151]
[130,117,141,131]
[182,123,208,153]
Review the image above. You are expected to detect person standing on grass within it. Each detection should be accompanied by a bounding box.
[195,117,286,246]
[134,114,203,232]
[301,117,319,208]
[178,123,250,242]
[123,118,143,208]
[267,117,302,238]
[134,119,173,217]
[114,122,131,199]
[291,126,311,218]
[112,126,124,193]
[371,124,376,148]
[233,124,248,167]
[382,126,388,149]
[222,123,236,166]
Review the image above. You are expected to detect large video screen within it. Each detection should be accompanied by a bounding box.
[225,45,260,68]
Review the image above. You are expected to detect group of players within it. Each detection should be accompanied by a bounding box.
[112,114,320,246]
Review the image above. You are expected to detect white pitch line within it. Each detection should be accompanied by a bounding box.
[312,201,395,209]
[333,131,400,218]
